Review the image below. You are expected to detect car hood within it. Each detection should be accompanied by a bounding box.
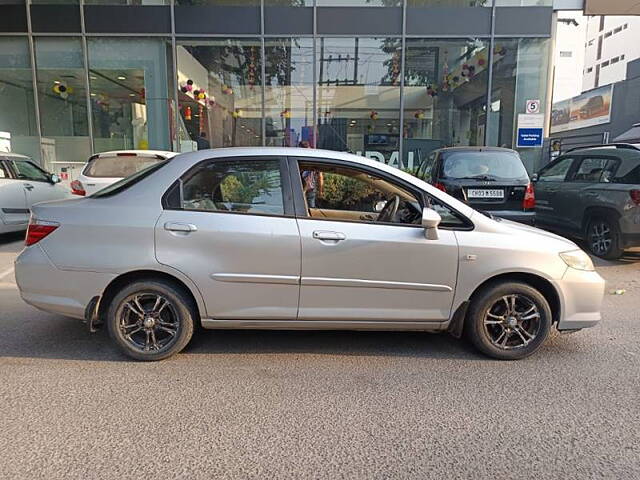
[496,218,578,250]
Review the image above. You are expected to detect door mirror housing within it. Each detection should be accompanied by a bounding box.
[531,173,539,182]
[49,174,61,184]
[422,208,441,240]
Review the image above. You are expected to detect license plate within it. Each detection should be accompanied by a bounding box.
[467,189,504,199]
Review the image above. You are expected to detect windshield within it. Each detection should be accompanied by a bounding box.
[84,155,162,178]
[441,151,529,181]
[91,160,168,198]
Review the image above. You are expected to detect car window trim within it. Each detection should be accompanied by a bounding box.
[287,156,473,231]
[0,160,17,180]
[566,155,621,183]
[163,155,295,218]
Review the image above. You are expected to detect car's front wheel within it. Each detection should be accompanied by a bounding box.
[107,280,195,361]
[466,281,552,360]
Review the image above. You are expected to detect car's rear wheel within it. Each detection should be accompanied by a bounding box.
[107,280,195,361]
[586,216,623,260]
[466,281,552,360]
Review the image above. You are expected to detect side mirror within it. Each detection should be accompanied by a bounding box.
[50,174,61,184]
[531,173,539,182]
[422,208,441,240]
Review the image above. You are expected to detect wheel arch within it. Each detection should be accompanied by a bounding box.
[581,206,621,237]
[466,272,561,327]
[98,269,204,325]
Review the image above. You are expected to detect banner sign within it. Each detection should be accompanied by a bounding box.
[551,84,613,134]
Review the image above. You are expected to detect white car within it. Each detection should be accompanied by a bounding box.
[0,153,70,234]
[71,150,177,196]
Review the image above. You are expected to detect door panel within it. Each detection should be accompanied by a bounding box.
[534,156,575,230]
[0,179,29,225]
[156,211,301,319]
[297,219,458,321]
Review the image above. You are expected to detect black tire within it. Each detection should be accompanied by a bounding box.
[586,216,623,260]
[107,280,195,361]
[466,281,552,360]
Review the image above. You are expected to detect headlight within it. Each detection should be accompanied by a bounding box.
[559,250,595,271]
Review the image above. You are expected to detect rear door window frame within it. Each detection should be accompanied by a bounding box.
[566,155,620,183]
[162,156,295,218]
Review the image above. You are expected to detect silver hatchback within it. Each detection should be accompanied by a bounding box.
[15,147,605,361]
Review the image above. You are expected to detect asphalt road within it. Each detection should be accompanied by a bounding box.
[1,232,639,479]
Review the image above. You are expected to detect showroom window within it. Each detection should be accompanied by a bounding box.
[487,38,550,172]
[176,38,263,151]
[408,0,491,6]
[85,0,169,5]
[87,37,172,152]
[34,37,90,172]
[0,37,40,162]
[316,37,402,165]
[316,0,401,6]
[403,38,489,170]
[265,37,314,147]
[175,0,259,5]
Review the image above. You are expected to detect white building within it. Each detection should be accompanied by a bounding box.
[553,12,587,102]
[583,15,640,90]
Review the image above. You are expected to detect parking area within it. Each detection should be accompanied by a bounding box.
[1,232,640,479]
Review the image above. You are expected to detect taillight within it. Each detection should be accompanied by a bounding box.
[630,189,640,206]
[70,179,86,196]
[523,183,535,209]
[434,182,447,193]
[25,219,59,246]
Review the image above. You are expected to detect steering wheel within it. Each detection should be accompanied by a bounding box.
[377,195,400,223]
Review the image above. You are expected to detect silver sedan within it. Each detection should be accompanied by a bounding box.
[15,147,605,361]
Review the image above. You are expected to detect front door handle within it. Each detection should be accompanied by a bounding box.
[24,183,34,191]
[164,222,197,233]
[313,230,346,241]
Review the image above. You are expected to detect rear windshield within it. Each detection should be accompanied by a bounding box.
[84,155,162,178]
[441,151,529,181]
[91,160,169,198]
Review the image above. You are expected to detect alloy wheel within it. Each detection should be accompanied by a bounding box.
[589,221,612,256]
[118,293,180,353]
[483,294,541,350]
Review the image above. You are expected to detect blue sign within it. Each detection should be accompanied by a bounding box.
[517,128,543,147]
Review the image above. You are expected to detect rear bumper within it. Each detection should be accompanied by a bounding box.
[555,267,605,330]
[490,210,536,226]
[15,244,115,319]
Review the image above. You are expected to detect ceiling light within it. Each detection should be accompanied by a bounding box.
[90,93,96,97]
[53,80,61,85]
[90,76,97,80]
[129,93,136,97]
[117,75,126,80]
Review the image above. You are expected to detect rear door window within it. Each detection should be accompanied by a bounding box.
[569,157,619,183]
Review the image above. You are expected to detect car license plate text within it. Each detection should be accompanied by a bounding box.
[467,189,504,199]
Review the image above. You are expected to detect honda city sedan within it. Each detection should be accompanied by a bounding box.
[14,147,605,361]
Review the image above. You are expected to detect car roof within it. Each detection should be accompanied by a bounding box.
[92,150,177,159]
[0,152,32,161]
[564,144,640,159]
[433,146,518,154]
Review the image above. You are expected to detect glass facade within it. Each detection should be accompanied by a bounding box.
[0,0,553,173]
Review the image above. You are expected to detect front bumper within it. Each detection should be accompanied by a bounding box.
[15,244,116,319]
[555,267,605,330]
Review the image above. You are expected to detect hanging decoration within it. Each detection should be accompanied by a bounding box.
[184,105,192,121]
[280,109,291,119]
[426,85,437,97]
[248,47,257,90]
[414,110,425,120]
[52,81,72,100]
[222,85,233,95]
[369,110,379,121]
[232,108,243,118]
[390,50,401,86]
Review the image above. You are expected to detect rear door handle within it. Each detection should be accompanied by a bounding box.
[24,183,34,191]
[164,222,197,233]
[313,230,346,241]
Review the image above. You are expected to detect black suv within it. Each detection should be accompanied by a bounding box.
[533,143,640,259]
[415,146,535,225]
